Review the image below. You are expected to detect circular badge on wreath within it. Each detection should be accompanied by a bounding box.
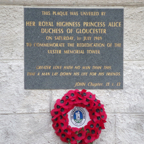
[51,89,107,144]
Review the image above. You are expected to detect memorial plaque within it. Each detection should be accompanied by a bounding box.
[24,8,123,89]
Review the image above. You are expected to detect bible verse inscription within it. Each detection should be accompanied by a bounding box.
[24,8,123,89]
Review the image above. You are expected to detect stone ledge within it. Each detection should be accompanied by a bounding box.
[0,0,144,6]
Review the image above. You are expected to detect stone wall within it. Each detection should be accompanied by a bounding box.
[0,1,144,144]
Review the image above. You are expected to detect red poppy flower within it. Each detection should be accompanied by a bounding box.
[85,121,95,132]
[62,99,74,109]
[93,99,100,106]
[54,103,61,110]
[51,109,61,120]
[56,99,65,106]
[78,139,87,144]
[70,132,77,144]
[81,89,87,95]
[70,127,79,132]
[55,119,68,130]
[75,129,86,140]
[55,128,62,136]
[52,122,60,130]
[85,101,94,110]
[84,133,96,143]
[86,92,95,101]
[65,90,77,101]
[60,132,67,142]
[89,111,99,122]
[70,137,77,144]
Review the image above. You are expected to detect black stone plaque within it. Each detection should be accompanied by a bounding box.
[24,8,123,89]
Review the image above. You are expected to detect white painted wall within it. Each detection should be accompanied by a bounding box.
[0,1,144,144]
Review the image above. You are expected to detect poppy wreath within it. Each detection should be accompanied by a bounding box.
[51,89,107,144]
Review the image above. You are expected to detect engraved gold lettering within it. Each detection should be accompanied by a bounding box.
[82,66,91,69]
[87,50,100,54]
[63,66,73,69]
[98,72,104,76]
[88,82,103,87]
[89,72,97,76]
[67,43,74,47]
[26,43,32,47]
[54,36,74,40]
[42,11,51,15]
[27,72,35,76]
[36,66,51,69]
[83,22,105,27]
[77,36,81,40]
[46,36,52,40]
[34,43,65,47]
[83,36,91,41]
[107,43,112,47]
[41,72,50,76]
[60,72,72,76]
[73,72,80,76]
[53,66,62,69]
[66,28,73,33]
[74,82,86,87]
[70,11,78,16]
[56,22,80,27]
[101,12,106,16]
[41,28,64,34]
[114,43,121,47]
[38,21,53,27]
[80,12,99,16]
[104,66,111,69]
[77,43,105,47]
[106,72,120,76]
[92,66,102,69]
[108,22,121,27]
[52,72,58,76]
[74,66,81,69]
[48,50,61,54]
[64,50,84,54]
[76,28,106,34]
[53,11,68,16]
[117,82,121,86]
[94,36,102,40]
[106,82,110,86]
[81,72,88,76]
[26,21,35,26]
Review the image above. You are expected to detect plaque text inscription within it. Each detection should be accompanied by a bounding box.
[24,8,123,89]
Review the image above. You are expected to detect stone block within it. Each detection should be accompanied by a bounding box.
[124,7,144,60]
[94,114,115,144]
[0,113,52,144]
[0,61,51,114]
[0,6,24,59]
[112,61,144,113]
[116,114,144,144]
